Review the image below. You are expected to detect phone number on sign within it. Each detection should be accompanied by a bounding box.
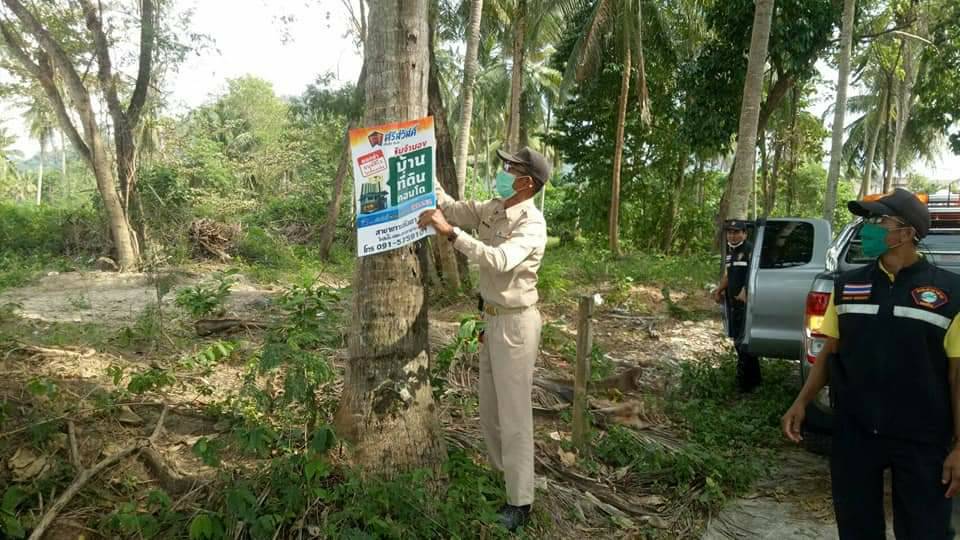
[375,231,424,251]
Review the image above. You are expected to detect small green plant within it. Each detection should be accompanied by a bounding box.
[0,487,27,539]
[180,340,236,372]
[26,377,58,399]
[101,490,183,538]
[248,284,341,426]
[67,294,92,310]
[189,513,226,540]
[115,303,167,349]
[109,365,177,395]
[176,269,239,318]
[432,316,484,398]
[192,437,223,467]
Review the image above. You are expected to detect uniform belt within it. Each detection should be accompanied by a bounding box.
[483,303,531,317]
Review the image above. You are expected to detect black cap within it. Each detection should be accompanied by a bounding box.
[847,188,930,239]
[496,147,551,184]
[724,219,749,231]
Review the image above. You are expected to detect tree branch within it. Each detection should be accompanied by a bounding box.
[852,20,917,43]
[2,0,93,114]
[27,406,169,540]
[126,0,155,126]
[757,73,795,135]
[78,0,125,129]
[0,18,93,166]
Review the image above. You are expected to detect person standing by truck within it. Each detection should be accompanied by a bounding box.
[713,219,762,392]
[782,188,960,538]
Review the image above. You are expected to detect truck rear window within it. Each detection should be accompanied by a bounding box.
[845,227,960,265]
[758,221,815,268]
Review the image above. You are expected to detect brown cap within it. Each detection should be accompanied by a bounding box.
[496,147,551,184]
[848,188,930,239]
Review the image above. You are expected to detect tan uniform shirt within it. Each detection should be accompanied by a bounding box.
[436,186,547,308]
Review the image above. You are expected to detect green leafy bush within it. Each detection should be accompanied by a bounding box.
[237,226,297,268]
[176,269,239,318]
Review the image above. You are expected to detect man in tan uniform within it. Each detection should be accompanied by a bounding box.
[418,147,549,531]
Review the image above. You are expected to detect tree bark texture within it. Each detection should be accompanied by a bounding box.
[60,130,67,198]
[319,133,351,261]
[889,29,923,189]
[766,137,782,216]
[860,85,885,198]
[429,27,463,291]
[35,137,44,206]
[610,47,631,256]
[333,0,446,475]
[659,153,687,253]
[726,0,775,221]
[506,0,526,152]
[823,0,856,221]
[881,72,895,192]
[454,0,483,199]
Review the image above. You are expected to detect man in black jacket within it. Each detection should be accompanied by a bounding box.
[713,219,761,392]
[782,188,960,538]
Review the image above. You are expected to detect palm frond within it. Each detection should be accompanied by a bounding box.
[559,0,611,96]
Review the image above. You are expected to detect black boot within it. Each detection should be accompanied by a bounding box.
[497,504,530,532]
[735,345,761,393]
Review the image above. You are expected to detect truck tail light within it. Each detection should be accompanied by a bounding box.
[804,291,831,364]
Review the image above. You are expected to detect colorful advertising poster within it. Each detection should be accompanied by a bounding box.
[350,116,437,257]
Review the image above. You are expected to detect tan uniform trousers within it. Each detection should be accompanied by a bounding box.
[479,305,542,507]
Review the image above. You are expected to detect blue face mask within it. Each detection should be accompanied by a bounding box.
[495,170,516,199]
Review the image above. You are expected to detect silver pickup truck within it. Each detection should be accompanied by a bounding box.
[743,193,960,454]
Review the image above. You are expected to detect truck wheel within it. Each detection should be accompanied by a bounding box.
[802,430,832,456]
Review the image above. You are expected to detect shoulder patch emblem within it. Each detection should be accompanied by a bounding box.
[912,287,948,309]
[841,282,872,301]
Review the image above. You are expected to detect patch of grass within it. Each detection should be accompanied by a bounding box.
[0,253,75,293]
[240,241,353,287]
[237,226,298,271]
[15,321,113,350]
[586,355,796,513]
[540,244,718,303]
[670,355,795,450]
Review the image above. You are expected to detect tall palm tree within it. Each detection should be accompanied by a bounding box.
[25,98,55,206]
[481,0,561,151]
[454,0,484,198]
[562,0,651,255]
[727,0,775,221]
[0,126,21,193]
[823,0,856,221]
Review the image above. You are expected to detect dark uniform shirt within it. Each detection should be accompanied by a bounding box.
[829,258,960,445]
[725,241,753,304]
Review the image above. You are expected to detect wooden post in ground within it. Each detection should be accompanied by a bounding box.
[573,294,595,450]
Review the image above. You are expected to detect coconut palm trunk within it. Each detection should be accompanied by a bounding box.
[860,88,885,198]
[823,0,855,220]
[609,47,631,256]
[506,0,527,151]
[35,137,45,206]
[333,0,446,474]
[454,0,483,198]
[725,0,775,221]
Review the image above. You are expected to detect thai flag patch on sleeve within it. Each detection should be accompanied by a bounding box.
[842,282,872,299]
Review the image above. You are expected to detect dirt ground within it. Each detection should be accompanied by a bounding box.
[2,267,931,539]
